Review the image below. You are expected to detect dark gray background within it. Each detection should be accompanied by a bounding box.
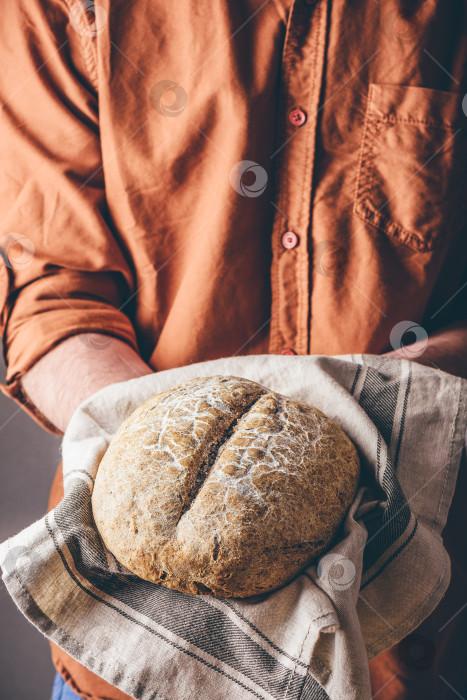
[0,341,61,700]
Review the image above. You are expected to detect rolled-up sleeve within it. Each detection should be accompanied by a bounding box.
[0,0,139,432]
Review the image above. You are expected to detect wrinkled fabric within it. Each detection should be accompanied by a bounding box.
[0,1,467,698]
[1,354,466,700]
[0,0,467,434]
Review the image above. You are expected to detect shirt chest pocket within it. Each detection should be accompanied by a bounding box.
[353,83,467,253]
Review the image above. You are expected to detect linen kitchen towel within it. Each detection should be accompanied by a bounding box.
[1,353,466,700]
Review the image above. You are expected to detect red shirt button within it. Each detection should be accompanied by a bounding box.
[281,348,297,356]
[281,231,299,249]
[288,108,307,127]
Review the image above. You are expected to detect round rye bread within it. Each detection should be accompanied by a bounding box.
[91,375,360,597]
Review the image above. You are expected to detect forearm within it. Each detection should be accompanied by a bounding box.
[382,320,467,379]
[20,334,154,434]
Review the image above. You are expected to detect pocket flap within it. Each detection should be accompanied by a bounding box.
[368,83,464,129]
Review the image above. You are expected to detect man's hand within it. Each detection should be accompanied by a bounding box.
[382,320,467,380]
[20,333,154,434]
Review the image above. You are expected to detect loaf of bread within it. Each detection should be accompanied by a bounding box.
[91,375,360,597]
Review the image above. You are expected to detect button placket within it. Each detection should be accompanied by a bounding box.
[268,0,329,356]
[288,108,307,127]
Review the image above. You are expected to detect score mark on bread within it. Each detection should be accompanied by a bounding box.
[91,376,360,598]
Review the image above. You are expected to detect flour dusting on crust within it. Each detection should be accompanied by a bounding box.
[91,375,360,597]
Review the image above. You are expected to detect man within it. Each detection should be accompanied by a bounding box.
[0,0,466,698]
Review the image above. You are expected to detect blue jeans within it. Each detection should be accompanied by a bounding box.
[51,671,83,699]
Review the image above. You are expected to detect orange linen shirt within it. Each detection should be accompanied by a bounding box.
[1,2,467,699]
[1,0,467,435]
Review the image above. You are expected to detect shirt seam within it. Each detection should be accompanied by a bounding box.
[297,2,322,355]
[376,115,461,130]
[63,0,99,93]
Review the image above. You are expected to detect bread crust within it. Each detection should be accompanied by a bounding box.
[91,376,360,597]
